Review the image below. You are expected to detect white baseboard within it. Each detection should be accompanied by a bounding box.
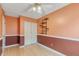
[37,43,66,56]
[4,44,19,48]
[19,46,25,48]
[19,43,37,48]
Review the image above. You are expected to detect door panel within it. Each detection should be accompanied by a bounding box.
[24,22,37,46]
[31,23,37,43]
[24,22,31,45]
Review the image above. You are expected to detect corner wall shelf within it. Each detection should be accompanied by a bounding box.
[40,18,48,34]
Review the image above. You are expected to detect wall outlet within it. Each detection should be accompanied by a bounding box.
[50,43,53,47]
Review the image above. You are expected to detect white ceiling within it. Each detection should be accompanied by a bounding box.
[1,3,69,19]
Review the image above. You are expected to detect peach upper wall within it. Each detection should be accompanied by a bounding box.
[19,16,37,36]
[2,16,37,36]
[5,16,19,35]
[37,4,79,38]
[0,6,3,37]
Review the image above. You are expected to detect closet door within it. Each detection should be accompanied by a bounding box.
[24,21,37,46]
[31,23,37,44]
[24,22,32,46]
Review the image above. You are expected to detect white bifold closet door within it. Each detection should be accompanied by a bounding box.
[24,21,37,46]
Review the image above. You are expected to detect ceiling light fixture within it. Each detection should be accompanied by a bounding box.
[33,6,36,11]
[32,3,42,13]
